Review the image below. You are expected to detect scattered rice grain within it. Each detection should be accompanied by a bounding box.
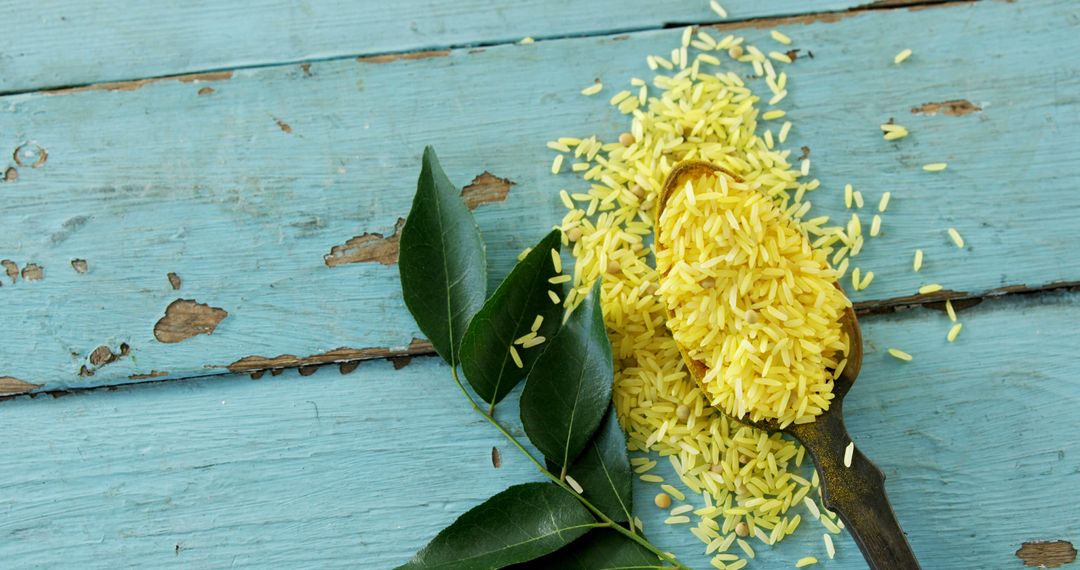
[770,30,792,45]
[888,348,913,362]
[948,227,965,248]
[551,154,564,174]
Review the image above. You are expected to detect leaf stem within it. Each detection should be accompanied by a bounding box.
[450,367,690,570]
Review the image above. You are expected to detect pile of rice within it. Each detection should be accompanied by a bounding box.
[547,25,850,567]
[540,3,969,564]
[655,170,852,427]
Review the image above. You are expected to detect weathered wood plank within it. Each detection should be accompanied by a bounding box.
[2,0,1078,392]
[0,0,871,94]
[1,291,1076,568]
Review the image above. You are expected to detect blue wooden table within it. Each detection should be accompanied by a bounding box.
[2,1,1078,568]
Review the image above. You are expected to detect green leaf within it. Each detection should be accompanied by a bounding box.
[508,529,669,570]
[460,230,565,405]
[565,404,633,523]
[395,482,596,570]
[521,280,613,469]
[398,146,487,367]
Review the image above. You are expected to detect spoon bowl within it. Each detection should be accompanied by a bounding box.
[656,160,918,570]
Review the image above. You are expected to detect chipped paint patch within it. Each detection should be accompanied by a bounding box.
[129,371,168,380]
[357,50,450,64]
[153,299,228,343]
[71,259,89,274]
[13,142,47,168]
[167,272,182,290]
[45,71,234,95]
[273,117,293,134]
[83,343,131,376]
[461,171,516,210]
[390,356,412,370]
[3,167,16,182]
[21,263,44,281]
[298,365,320,377]
[324,218,405,267]
[339,361,360,375]
[224,338,433,373]
[1017,541,1077,568]
[0,377,41,396]
[197,87,215,96]
[491,447,502,468]
[911,99,982,116]
[89,345,119,367]
[1,260,18,283]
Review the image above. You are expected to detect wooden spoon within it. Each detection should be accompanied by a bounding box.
[656,160,920,570]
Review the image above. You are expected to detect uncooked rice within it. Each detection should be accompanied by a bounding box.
[656,171,851,426]
[948,227,965,248]
[543,20,876,567]
[887,348,913,362]
[509,345,523,368]
[843,441,854,468]
[581,82,604,96]
[878,192,891,212]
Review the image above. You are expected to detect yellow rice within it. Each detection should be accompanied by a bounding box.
[545,22,872,566]
[655,171,852,426]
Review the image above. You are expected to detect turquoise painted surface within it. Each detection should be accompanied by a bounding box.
[3,2,1080,567]
[0,0,866,93]
[1,292,1077,568]
[2,0,1079,392]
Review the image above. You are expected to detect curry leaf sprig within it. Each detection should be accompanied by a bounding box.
[395,147,689,570]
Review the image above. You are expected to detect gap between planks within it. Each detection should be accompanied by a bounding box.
[4,280,1076,403]
[2,0,981,98]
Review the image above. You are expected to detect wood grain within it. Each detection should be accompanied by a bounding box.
[2,0,1079,393]
[0,0,870,94]
[0,291,1076,568]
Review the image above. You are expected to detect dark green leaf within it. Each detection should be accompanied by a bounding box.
[521,280,613,469]
[565,404,633,523]
[460,230,565,405]
[395,482,596,570]
[508,529,669,570]
[398,146,487,367]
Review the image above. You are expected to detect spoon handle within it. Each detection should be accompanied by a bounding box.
[790,410,920,570]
